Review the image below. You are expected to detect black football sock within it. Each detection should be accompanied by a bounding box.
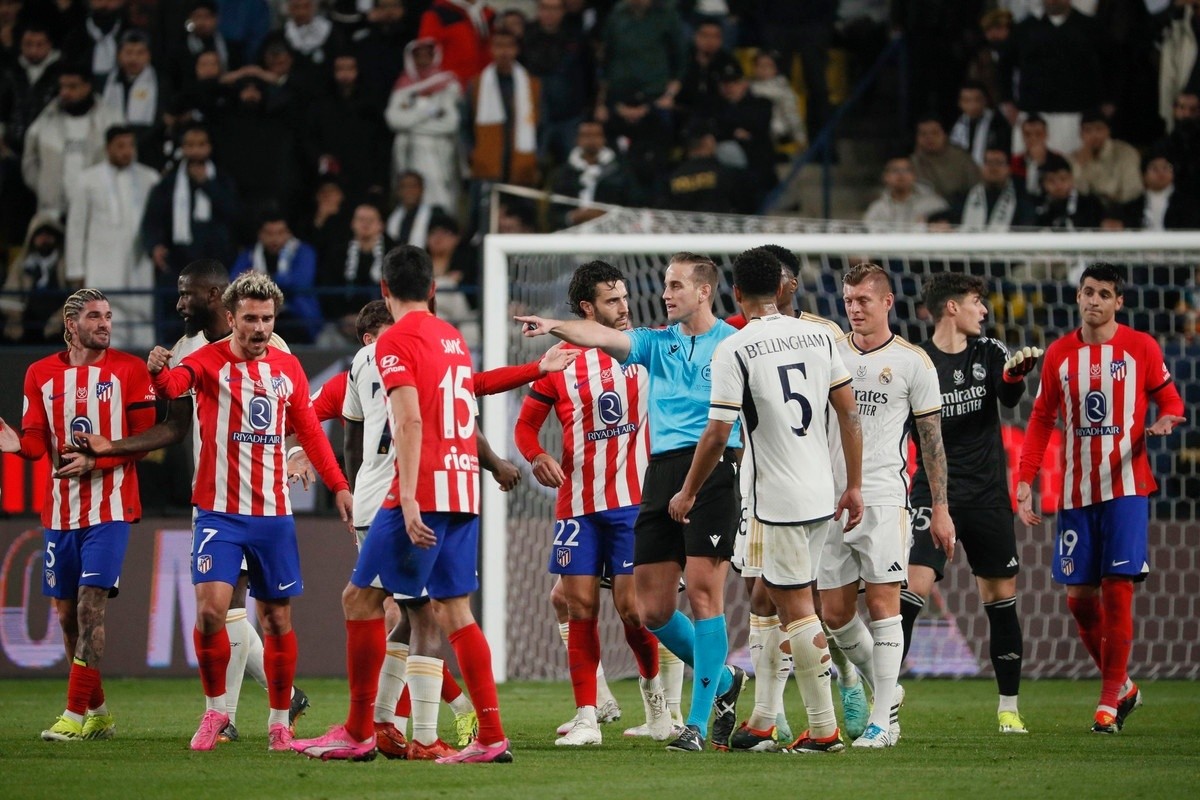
[984,596,1023,698]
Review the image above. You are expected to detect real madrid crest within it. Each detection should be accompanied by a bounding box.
[972,363,987,381]
[879,367,892,385]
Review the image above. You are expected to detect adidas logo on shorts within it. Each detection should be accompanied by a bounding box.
[886,562,903,573]
[1006,557,1019,568]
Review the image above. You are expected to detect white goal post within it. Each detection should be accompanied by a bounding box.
[478,231,1200,682]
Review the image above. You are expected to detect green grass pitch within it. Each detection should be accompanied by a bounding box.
[2,677,1198,799]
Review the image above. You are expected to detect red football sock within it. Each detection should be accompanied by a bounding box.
[568,618,601,708]
[441,663,464,703]
[89,677,105,710]
[67,660,100,716]
[395,685,411,718]
[1099,577,1134,709]
[346,618,387,741]
[264,630,298,712]
[193,627,230,699]
[1066,593,1103,670]
[623,622,660,679]
[448,623,504,743]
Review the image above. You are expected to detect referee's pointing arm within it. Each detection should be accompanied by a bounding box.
[515,315,632,362]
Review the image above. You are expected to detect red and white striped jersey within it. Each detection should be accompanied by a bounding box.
[1019,325,1184,509]
[170,330,289,482]
[20,349,156,529]
[376,311,479,515]
[515,345,649,519]
[153,340,348,515]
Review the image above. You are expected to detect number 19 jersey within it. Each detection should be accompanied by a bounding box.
[709,314,850,525]
[376,311,479,515]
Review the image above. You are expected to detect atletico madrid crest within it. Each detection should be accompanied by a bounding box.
[95,381,113,402]
[197,554,212,574]
[1110,360,1126,381]
[556,547,571,567]
[1060,557,1074,577]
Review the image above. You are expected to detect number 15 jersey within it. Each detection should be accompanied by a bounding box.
[709,314,850,525]
[376,310,479,515]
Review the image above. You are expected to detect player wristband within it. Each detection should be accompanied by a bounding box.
[286,446,305,461]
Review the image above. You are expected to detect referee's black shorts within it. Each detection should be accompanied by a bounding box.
[908,505,1019,581]
[634,447,739,566]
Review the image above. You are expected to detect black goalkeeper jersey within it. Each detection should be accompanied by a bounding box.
[909,336,1025,509]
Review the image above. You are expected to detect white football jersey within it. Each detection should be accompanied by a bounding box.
[739,311,844,513]
[170,329,289,485]
[710,314,850,524]
[829,333,941,506]
[342,342,394,527]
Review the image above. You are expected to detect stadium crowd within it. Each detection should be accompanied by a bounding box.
[2,1,1199,350]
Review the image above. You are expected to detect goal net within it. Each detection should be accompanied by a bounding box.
[479,231,1200,683]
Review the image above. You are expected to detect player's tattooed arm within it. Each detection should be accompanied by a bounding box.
[916,414,948,504]
[916,413,956,560]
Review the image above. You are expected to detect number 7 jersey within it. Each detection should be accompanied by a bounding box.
[376,310,479,515]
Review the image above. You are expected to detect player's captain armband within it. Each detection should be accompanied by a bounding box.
[1004,346,1043,383]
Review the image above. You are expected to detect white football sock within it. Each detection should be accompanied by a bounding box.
[786,615,837,740]
[374,643,409,724]
[829,616,876,695]
[449,693,473,715]
[660,644,684,722]
[747,613,776,730]
[558,621,570,649]
[244,619,267,690]
[596,661,614,705]
[223,609,252,725]
[867,615,903,732]
[825,622,860,687]
[772,626,794,725]
[407,655,444,746]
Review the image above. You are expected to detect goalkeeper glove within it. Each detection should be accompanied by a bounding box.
[1003,346,1044,382]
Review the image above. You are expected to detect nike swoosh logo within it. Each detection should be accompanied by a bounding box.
[49,392,66,400]
[278,580,298,591]
[81,571,101,578]
[1111,560,1130,567]
[622,561,633,568]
